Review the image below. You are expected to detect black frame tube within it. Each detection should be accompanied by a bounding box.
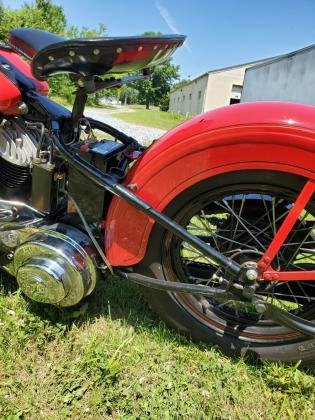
[117,270,236,298]
[52,128,241,277]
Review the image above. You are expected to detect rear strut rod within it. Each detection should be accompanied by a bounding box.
[52,129,241,277]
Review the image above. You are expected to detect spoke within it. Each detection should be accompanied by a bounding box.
[283,222,314,270]
[241,207,290,249]
[188,215,214,234]
[281,212,311,263]
[185,273,220,287]
[187,215,260,254]
[271,197,281,270]
[230,194,246,251]
[258,193,280,269]
[218,199,265,250]
[285,281,299,306]
[200,210,223,256]
[250,197,285,230]
[235,197,287,241]
[175,183,315,327]
[215,198,283,251]
[294,254,315,262]
[284,261,307,270]
[181,243,219,266]
[258,291,315,301]
[296,282,312,303]
[271,197,277,236]
[282,240,315,246]
[301,281,315,288]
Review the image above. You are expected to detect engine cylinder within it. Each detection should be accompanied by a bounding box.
[0,157,32,197]
[14,225,98,306]
[0,118,38,198]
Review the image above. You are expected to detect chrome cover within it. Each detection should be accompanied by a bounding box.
[0,198,45,225]
[14,225,97,306]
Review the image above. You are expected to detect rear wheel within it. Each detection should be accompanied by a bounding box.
[137,171,315,363]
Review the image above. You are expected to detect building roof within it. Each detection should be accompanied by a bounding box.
[244,42,315,73]
[171,55,282,94]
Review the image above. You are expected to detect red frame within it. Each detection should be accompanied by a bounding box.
[258,179,315,281]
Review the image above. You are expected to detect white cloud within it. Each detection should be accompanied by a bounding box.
[155,1,191,52]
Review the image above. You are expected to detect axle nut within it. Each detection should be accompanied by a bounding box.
[246,269,258,281]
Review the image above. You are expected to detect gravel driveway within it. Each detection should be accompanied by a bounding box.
[85,107,166,147]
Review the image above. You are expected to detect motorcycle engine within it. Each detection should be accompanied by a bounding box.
[0,118,40,198]
[0,118,99,307]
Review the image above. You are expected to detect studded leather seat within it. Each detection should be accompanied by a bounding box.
[9,28,185,80]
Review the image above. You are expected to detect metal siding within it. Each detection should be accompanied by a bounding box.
[242,47,315,104]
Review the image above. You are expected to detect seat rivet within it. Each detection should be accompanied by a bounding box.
[93,48,100,55]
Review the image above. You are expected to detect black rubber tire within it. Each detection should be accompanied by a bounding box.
[135,170,315,364]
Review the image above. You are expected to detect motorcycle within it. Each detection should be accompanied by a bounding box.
[0,28,315,364]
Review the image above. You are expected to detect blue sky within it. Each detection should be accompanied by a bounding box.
[3,0,315,79]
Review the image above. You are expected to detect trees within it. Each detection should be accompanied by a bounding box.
[119,85,139,105]
[0,5,182,110]
[128,31,180,110]
[0,0,106,103]
[131,59,180,111]
[0,0,66,43]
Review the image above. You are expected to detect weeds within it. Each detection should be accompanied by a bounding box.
[0,275,314,418]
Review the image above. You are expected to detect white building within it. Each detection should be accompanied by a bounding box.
[241,44,315,105]
[169,59,272,116]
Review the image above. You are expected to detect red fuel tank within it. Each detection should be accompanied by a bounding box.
[0,47,49,115]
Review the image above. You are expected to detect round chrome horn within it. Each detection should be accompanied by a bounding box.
[14,225,97,306]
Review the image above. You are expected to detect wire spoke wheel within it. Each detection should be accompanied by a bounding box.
[139,171,315,363]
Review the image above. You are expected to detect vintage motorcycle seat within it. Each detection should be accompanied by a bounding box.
[9,28,185,81]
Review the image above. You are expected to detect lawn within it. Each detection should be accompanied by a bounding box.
[0,273,314,418]
[112,106,189,130]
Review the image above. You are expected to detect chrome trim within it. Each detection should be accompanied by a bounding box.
[0,198,45,218]
[17,256,67,304]
[14,225,97,306]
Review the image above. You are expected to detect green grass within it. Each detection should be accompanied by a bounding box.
[112,107,189,130]
[49,96,71,107]
[0,274,314,418]
[49,96,117,110]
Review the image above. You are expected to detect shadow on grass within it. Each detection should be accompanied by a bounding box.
[0,269,19,294]
[1,270,314,374]
[0,269,174,339]
[27,275,159,328]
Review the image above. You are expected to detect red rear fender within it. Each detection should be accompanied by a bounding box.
[105,101,315,266]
